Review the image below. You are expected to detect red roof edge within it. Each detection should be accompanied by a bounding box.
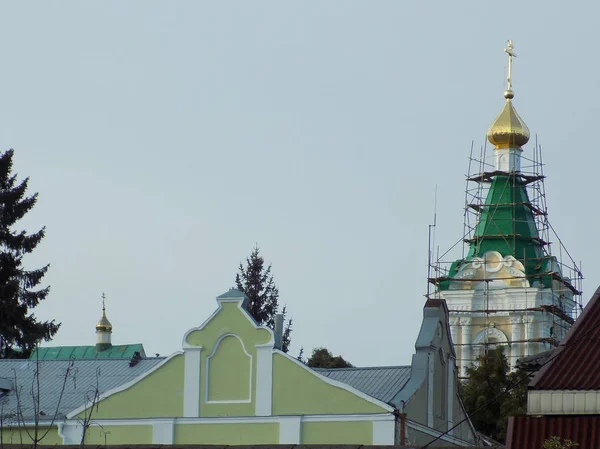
[529,285,600,389]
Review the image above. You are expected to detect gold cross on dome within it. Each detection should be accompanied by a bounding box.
[504,40,517,91]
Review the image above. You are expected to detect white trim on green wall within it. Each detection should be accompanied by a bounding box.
[183,346,202,417]
[373,418,396,445]
[301,414,393,422]
[61,413,393,428]
[204,333,253,404]
[58,413,396,445]
[152,419,174,444]
[279,416,301,443]
[255,343,273,416]
[65,351,184,419]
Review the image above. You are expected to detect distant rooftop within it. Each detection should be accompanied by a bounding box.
[314,365,411,404]
[30,344,146,361]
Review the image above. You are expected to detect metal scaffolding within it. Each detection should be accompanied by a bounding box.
[427,139,583,374]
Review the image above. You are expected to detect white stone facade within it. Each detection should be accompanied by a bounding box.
[442,285,575,376]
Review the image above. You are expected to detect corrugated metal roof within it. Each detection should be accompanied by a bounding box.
[0,357,164,421]
[30,344,146,361]
[217,289,246,299]
[507,415,600,449]
[314,365,411,404]
[530,286,600,390]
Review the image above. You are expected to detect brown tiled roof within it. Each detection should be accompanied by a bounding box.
[529,286,600,390]
[506,415,600,449]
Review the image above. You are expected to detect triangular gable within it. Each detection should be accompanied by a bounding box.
[272,349,395,414]
[65,289,392,422]
[530,286,600,390]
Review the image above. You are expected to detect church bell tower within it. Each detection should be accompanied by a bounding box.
[430,41,582,376]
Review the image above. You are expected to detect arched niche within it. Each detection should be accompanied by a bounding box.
[205,334,252,403]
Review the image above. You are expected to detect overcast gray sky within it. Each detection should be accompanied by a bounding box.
[0,1,597,366]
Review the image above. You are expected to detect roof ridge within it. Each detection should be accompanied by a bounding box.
[315,365,410,371]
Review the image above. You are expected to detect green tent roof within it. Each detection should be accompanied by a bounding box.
[467,174,544,273]
[30,344,145,361]
[440,173,553,290]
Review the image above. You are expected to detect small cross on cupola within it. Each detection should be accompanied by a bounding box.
[96,292,113,351]
[486,39,530,172]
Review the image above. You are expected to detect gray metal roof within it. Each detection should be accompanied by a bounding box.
[217,289,247,299]
[0,357,165,421]
[314,365,411,404]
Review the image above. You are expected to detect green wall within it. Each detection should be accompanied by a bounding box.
[272,353,388,415]
[186,301,272,417]
[174,423,279,444]
[84,424,152,445]
[206,335,251,402]
[0,426,62,446]
[79,354,185,419]
[301,421,373,444]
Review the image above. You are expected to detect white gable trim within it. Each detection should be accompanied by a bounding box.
[65,351,183,419]
[182,299,274,349]
[273,349,395,412]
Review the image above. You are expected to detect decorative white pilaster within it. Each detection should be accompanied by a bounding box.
[372,419,396,445]
[58,422,80,445]
[459,317,472,377]
[183,346,202,417]
[279,416,302,443]
[152,419,175,444]
[255,343,273,416]
[509,315,522,368]
[524,319,536,357]
[449,316,460,348]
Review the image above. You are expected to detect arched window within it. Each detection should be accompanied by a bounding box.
[473,328,508,363]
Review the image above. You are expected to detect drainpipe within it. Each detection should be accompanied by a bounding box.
[274,313,284,350]
[57,422,65,443]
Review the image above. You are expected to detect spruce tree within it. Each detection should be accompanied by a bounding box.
[235,246,293,352]
[0,149,59,358]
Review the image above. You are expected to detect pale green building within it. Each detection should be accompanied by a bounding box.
[0,289,478,446]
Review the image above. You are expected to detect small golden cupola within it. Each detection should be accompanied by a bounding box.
[96,293,113,350]
[486,40,530,172]
[486,40,530,149]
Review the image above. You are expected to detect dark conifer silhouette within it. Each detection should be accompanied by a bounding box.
[235,246,292,352]
[0,149,59,358]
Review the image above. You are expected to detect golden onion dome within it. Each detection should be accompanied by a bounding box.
[486,89,530,149]
[96,303,112,332]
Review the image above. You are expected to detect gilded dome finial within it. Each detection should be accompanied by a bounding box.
[486,40,530,149]
[96,292,112,333]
